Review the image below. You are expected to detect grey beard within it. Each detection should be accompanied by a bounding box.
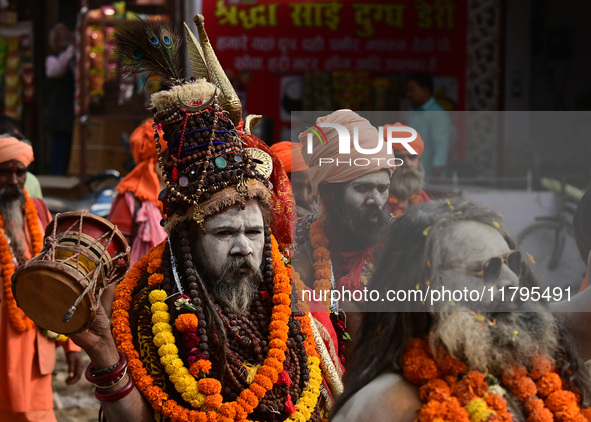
[202,257,263,316]
[390,164,425,202]
[0,187,25,239]
[431,305,558,374]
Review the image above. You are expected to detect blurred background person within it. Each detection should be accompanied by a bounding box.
[270,141,315,219]
[103,119,166,316]
[405,73,452,179]
[384,122,430,217]
[0,114,42,199]
[45,23,75,176]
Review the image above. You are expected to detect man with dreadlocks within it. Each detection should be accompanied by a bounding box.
[68,15,342,422]
[332,199,591,422]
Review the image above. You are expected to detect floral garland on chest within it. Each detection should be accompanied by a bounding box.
[402,338,591,422]
[292,218,349,366]
[0,191,42,333]
[112,229,323,422]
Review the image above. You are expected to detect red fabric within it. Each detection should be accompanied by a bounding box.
[115,119,166,204]
[108,193,134,236]
[383,122,425,157]
[238,121,293,252]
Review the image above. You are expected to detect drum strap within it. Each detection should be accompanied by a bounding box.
[31,198,50,229]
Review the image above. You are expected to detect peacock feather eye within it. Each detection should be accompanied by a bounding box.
[132,48,144,60]
[148,31,160,46]
[161,29,173,49]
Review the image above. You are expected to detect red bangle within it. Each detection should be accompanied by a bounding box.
[85,350,128,385]
[94,374,135,402]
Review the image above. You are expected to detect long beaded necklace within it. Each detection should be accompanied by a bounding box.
[113,227,323,421]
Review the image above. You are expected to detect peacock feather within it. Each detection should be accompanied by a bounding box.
[113,19,182,81]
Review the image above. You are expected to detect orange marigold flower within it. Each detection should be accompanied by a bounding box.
[314,268,332,279]
[188,411,207,422]
[513,377,537,402]
[545,390,578,412]
[189,360,211,377]
[435,351,468,377]
[268,349,286,362]
[464,371,488,396]
[218,403,236,418]
[536,373,562,398]
[580,408,591,420]
[484,394,508,413]
[204,393,223,409]
[270,329,288,342]
[175,313,198,333]
[253,374,273,390]
[529,355,554,381]
[272,293,290,306]
[452,380,477,406]
[313,247,330,261]
[402,355,439,385]
[269,339,288,351]
[197,378,221,395]
[250,382,267,399]
[258,366,279,383]
[419,379,451,402]
[501,364,528,389]
[148,273,164,287]
[527,408,554,422]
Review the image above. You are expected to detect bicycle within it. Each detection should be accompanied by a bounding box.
[517,177,586,291]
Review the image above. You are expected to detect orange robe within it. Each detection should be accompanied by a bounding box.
[0,205,80,421]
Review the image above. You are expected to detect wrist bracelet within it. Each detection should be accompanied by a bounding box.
[94,374,135,403]
[90,360,119,377]
[94,367,128,389]
[85,350,128,385]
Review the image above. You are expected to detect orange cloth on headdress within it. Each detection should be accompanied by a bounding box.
[383,122,425,157]
[0,137,34,167]
[298,109,394,193]
[116,119,166,204]
[269,142,308,174]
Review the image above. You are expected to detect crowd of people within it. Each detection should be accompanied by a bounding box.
[2,17,591,422]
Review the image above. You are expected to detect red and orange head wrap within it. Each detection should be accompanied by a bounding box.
[383,122,424,157]
[0,136,34,167]
[116,119,166,204]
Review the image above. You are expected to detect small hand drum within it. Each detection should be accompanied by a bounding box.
[12,211,130,334]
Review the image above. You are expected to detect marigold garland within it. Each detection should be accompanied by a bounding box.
[112,236,322,422]
[403,339,591,422]
[0,191,43,333]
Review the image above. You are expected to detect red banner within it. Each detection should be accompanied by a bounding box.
[202,0,468,143]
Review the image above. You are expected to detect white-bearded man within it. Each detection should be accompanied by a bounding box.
[333,199,591,422]
[0,137,82,421]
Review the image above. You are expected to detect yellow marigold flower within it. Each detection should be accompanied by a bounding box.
[160,354,177,367]
[149,289,167,304]
[158,343,178,357]
[152,311,170,324]
[151,302,168,313]
[165,358,185,375]
[464,397,495,422]
[173,375,192,393]
[152,322,172,335]
[169,367,189,384]
[154,331,175,347]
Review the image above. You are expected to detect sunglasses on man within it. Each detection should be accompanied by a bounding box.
[440,250,523,285]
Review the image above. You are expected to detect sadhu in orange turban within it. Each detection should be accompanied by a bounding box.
[0,137,34,166]
[116,119,166,204]
[298,109,394,193]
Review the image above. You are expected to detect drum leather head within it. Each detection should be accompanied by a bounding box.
[12,262,95,334]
